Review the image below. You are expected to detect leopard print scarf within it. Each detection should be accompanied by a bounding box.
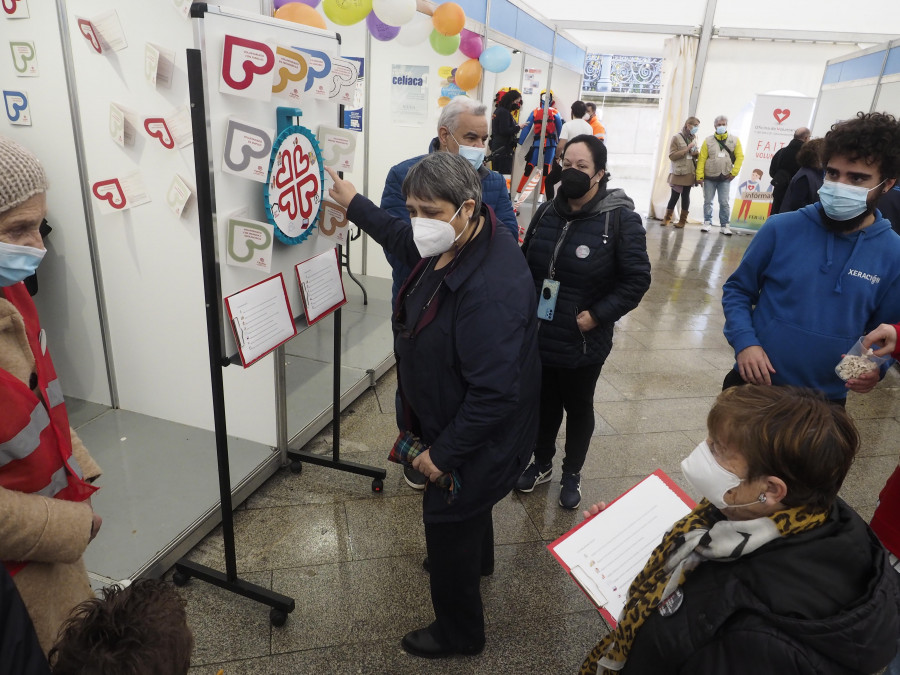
[579,500,828,675]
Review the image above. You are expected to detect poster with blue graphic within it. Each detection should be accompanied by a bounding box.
[391,64,428,127]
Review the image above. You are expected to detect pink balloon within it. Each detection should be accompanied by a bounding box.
[275,0,321,8]
[459,29,484,59]
[366,11,400,41]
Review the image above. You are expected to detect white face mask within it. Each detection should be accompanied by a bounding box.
[0,240,46,287]
[716,125,727,135]
[450,131,485,169]
[411,204,469,258]
[583,113,592,121]
[681,441,765,510]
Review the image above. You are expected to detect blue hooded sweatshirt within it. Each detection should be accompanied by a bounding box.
[722,203,900,400]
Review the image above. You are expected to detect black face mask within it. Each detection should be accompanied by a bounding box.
[558,168,595,199]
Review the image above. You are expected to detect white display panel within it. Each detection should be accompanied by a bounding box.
[874,78,900,116]
[1,1,109,405]
[811,84,879,136]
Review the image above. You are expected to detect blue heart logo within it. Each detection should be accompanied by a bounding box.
[3,90,28,121]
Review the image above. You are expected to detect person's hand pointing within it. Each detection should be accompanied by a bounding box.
[324,166,357,208]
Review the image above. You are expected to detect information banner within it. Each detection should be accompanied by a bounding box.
[730,94,814,233]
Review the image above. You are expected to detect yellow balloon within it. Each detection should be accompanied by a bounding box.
[275,3,328,30]
[322,0,372,26]
[454,58,482,91]
[432,2,465,36]
[437,65,454,79]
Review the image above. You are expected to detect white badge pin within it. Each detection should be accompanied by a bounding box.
[575,245,590,259]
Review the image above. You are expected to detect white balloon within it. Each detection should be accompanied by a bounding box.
[373,0,416,27]
[396,13,432,47]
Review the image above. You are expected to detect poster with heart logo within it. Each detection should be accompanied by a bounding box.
[265,127,323,245]
[91,172,151,215]
[9,41,38,77]
[729,94,814,232]
[3,0,29,19]
[219,34,275,101]
[3,90,31,126]
[222,116,275,182]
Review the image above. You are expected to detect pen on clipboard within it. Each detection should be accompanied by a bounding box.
[232,317,244,346]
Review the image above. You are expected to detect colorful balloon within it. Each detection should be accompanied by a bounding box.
[458,29,484,59]
[454,58,482,91]
[276,0,320,8]
[322,0,372,25]
[372,0,416,26]
[366,11,400,40]
[432,2,465,36]
[438,96,451,107]
[429,29,461,55]
[275,2,328,28]
[479,44,512,73]
[396,13,432,46]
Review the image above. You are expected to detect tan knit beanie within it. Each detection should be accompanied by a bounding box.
[0,135,49,215]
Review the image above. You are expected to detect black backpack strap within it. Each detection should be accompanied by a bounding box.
[715,137,736,165]
[520,200,555,254]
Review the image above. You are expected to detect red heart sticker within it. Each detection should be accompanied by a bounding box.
[77,19,102,54]
[144,118,174,149]
[773,108,791,124]
[2,0,21,17]
[92,179,126,210]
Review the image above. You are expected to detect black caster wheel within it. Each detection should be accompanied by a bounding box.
[270,608,288,627]
[172,571,190,587]
[372,478,384,493]
[289,460,303,474]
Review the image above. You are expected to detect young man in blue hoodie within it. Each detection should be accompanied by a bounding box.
[722,112,900,405]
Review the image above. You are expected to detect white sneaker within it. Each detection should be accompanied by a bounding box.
[700,222,712,232]
[720,226,733,236]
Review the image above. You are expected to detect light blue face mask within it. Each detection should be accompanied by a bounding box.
[0,241,46,287]
[818,179,885,221]
[715,125,727,135]
[450,131,486,169]
[690,126,699,135]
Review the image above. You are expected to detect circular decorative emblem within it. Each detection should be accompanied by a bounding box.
[575,244,590,259]
[264,126,324,245]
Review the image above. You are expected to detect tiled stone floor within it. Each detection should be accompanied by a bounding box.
[181,220,900,674]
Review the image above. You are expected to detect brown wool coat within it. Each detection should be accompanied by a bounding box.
[0,292,102,655]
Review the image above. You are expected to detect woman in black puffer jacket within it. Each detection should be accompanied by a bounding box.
[517,134,651,509]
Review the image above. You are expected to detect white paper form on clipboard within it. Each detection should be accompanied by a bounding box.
[294,247,347,325]
[549,470,695,627]
[223,273,297,367]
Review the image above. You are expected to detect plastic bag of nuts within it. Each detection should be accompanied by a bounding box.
[835,337,889,381]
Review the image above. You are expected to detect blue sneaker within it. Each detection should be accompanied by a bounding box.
[559,472,582,509]
[515,461,553,492]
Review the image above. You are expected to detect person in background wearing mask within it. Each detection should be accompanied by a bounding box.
[0,136,103,655]
[545,100,594,201]
[516,134,650,509]
[381,96,519,490]
[662,116,700,228]
[769,126,811,214]
[488,89,524,176]
[584,102,606,142]
[696,115,744,235]
[721,112,900,405]
[325,154,541,659]
[579,385,900,675]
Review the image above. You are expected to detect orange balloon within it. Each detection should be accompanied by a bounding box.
[454,58,482,91]
[437,96,451,107]
[275,3,328,30]
[432,2,465,36]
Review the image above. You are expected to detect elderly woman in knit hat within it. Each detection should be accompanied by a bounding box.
[0,135,103,654]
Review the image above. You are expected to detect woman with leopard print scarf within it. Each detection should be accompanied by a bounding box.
[580,385,900,675]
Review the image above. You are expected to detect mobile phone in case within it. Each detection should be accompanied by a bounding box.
[537,279,560,321]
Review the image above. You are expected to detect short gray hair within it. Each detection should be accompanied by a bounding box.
[715,115,728,126]
[402,152,482,218]
[437,96,488,135]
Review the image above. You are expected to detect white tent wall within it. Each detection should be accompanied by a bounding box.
[1,1,110,405]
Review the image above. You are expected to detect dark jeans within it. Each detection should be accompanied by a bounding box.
[534,363,604,473]
[666,186,691,211]
[721,368,846,407]
[424,508,494,650]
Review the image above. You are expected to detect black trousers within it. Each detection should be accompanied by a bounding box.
[666,186,691,211]
[424,508,494,649]
[721,368,846,407]
[534,363,604,474]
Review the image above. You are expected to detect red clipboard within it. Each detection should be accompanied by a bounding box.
[294,248,347,326]
[547,469,695,628]
[223,273,298,368]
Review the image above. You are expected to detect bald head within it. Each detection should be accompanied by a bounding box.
[795,127,811,142]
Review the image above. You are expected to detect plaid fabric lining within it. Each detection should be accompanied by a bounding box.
[388,431,461,503]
